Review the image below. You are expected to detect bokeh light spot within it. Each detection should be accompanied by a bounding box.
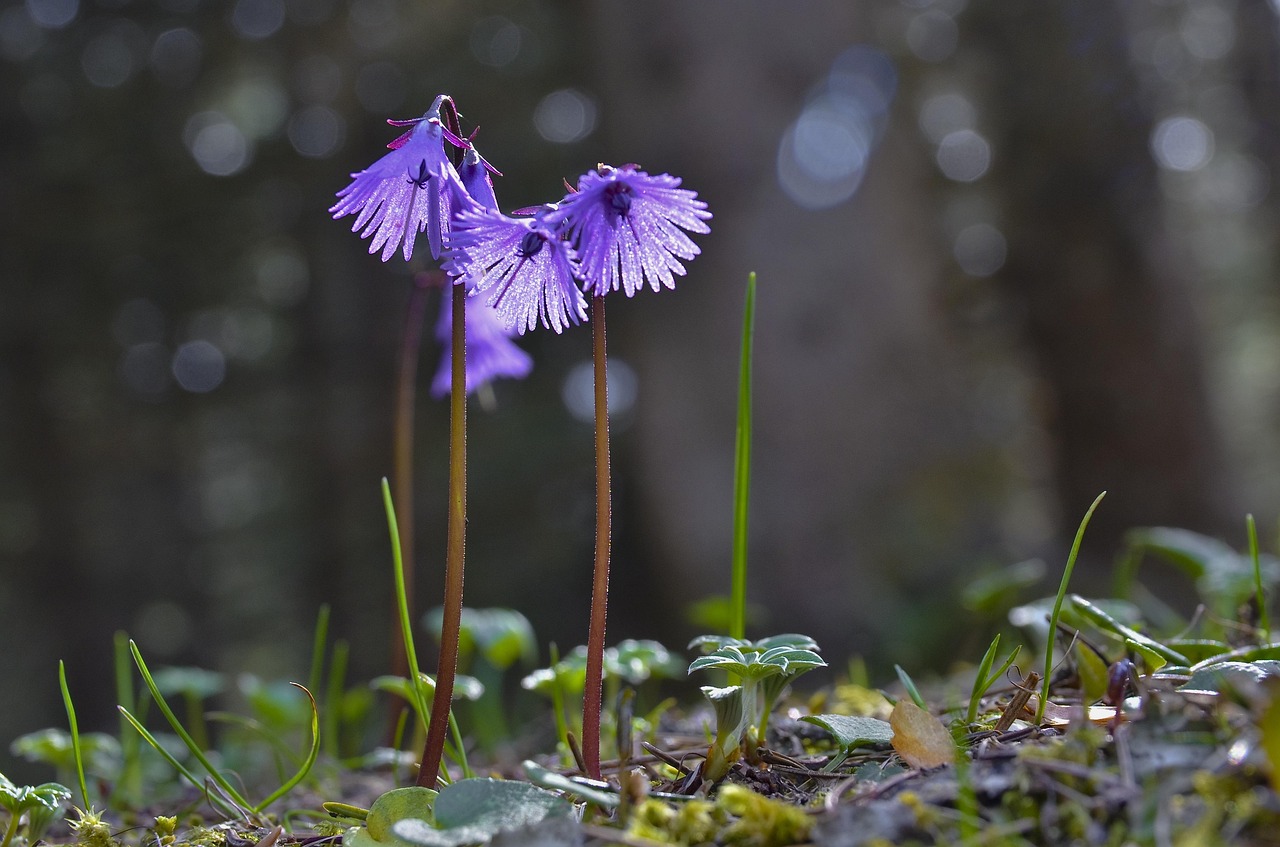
[0,6,43,61]
[905,10,957,62]
[172,341,227,393]
[112,298,166,346]
[936,129,991,182]
[231,0,285,40]
[562,359,637,422]
[120,342,171,397]
[918,91,975,144]
[953,223,1008,277]
[778,97,873,209]
[150,28,202,89]
[1152,116,1214,172]
[185,111,252,176]
[1181,4,1234,61]
[471,16,521,67]
[82,26,138,88]
[25,0,78,29]
[533,88,597,143]
[253,240,310,306]
[288,105,344,158]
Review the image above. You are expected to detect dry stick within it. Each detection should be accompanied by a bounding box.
[417,282,467,788]
[582,293,612,780]
[387,272,434,739]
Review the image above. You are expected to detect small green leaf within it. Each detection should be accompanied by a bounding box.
[391,779,571,847]
[151,667,226,700]
[1178,661,1280,697]
[1073,643,1110,705]
[801,714,894,750]
[367,787,439,839]
[521,761,618,809]
[1068,596,1189,666]
[1190,643,1280,672]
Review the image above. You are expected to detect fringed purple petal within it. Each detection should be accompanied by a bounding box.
[330,117,452,261]
[557,165,711,296]
[447,209,587,335]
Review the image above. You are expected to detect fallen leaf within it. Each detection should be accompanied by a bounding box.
[889,701,954,769]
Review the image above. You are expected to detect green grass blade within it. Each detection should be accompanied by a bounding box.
[1038,491,1106,724]
[253,684,320,813]
[730,272,757,642]
[381,478,432,735]
[323,639,348,759]
[1249,514,1271,642]
[966,635,1002,725]
[58,661,89,810]
[128,640,253,810]
[112,631,142,807]
[894,664,927,710]
[116,706,238,818]
[308,604,330,698]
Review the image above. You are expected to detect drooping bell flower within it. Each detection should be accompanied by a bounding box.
[429,294,533,398]
[554,164,712,297]
[330,94,464,262]
[446,205,588,335]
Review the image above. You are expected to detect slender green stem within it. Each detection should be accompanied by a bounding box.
[2,803,20,847]
[112,631,141,806]
[1248,514,1271,641]
[1037,491,1106,724]
[323,639,348,759]
[418,281,467,788]
[58,661,89,811]
[582,293,612,780]
[308,604,330,700]
[730,273,757,641]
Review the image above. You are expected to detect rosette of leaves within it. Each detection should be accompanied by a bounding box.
[0,774,70,847]
[687,635,825,782]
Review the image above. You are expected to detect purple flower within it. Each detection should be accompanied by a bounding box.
[430,292,533,398]
[447,207,588,335]
[330,96,461,262]
[556,164,711,297]
[450,144,500,214]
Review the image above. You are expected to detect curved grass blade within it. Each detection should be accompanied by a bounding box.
[128,640,253,810]
[57,661,89,810]
[116,706,239,819]
[1037,491,1106,724]
[254,683,320,812]
[1249,514,1271,642]
[381,479,433,739]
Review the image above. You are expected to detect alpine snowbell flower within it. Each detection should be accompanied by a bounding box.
[429,294,533,398]
[330,94,460,262]
[557,164,712,297]
[447,207,588,335]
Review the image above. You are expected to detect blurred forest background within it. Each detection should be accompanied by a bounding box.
[5,0,1280,781]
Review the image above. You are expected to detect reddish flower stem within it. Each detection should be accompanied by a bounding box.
[417,281,467,788]
[390,272,436,681]
[582,293,611,780]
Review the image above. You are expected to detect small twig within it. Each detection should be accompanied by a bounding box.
[639,741,698,777]
[566,732,588,775]
[994,671,1041,732]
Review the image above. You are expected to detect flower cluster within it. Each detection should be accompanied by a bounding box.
[331,95,711,389]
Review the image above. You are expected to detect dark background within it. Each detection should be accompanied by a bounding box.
[4,0,1280,782]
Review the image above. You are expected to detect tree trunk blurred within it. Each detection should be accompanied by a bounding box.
[965,0,1237,569]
